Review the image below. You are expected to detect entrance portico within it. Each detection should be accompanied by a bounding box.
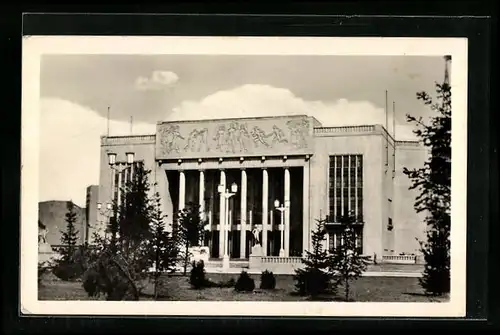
[161,155,310,259]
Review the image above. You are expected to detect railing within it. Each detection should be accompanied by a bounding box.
[382,255,417,264]
[395,140,421,147]
[261,256,303,264]
[314,125,376,135]
[101,134,156,145]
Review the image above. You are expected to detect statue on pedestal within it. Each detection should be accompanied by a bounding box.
[38,221,52,253]
[251,226,263,256]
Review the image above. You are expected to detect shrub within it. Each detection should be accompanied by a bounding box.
[234,271,255,292]
[53,261,85,281]
[189,260,207,289]
[82,250,139,301]
[217,278,236,288]
[294,268,332,297]
[259,270,276,290]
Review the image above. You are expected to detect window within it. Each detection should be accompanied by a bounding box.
[328,155,363,222]
[328,226,363,254]
[112,161,143,213]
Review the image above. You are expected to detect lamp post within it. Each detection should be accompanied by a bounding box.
[107,151,135,208]
[218,182,238,270]
[274,199,290,257]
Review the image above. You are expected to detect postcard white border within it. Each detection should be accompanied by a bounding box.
[21,36,468,317]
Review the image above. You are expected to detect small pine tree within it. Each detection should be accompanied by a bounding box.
[147,191,179,299]
[118,163,154,268]
[330,214,370,301]
[189,260,207,289]
[294,218,336,297]
[59,200,79,262]
[53,201,84,281]
[176,202,207,275]
[403,72,451,296]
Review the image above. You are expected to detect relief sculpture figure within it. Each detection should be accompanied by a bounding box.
[225,121,239,153]
[286,118,310,149]
[250,126,270,148]
[184,128,209,152]
[236,123,251,152]
[161,124,185,154]
[269,125,288,145]
[213,125,227,152]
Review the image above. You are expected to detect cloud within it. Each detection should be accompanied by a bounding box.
[134,70,179,91]
[38,85,418,205]
[168,84,418,140]
[39,98,156,206]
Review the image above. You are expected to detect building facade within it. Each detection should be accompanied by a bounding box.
[95,115,427,261]
[85,185,99,244]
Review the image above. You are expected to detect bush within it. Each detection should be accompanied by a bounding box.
[217,278,236,288]
[234,271,255,292]
[294,268,333,297]
[53,261,85,281]
[189,260,207,289]
[259,270,276,290]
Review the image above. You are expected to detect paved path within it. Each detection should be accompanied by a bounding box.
[203,267,422,278]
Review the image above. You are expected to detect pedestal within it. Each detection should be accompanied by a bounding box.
[279,249,285,257]
[222,254,230,270]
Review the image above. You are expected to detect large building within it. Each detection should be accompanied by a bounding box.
[85,185,99,243]
[95,115,427,262]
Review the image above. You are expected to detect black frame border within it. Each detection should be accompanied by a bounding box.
[2,5,496,333]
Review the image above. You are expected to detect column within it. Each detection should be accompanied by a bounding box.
[179,170,186,211]
[284,167,291,257]
[262,168,268,256]
[117,168,122,208]
[240,169,247,258]
[302,162,310,256]
[219,169,226,258]
[199,170,207,231]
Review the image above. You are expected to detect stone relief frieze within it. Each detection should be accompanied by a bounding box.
[157,116,312,158]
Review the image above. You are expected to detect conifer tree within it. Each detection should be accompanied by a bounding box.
[147,190,179,299]
[403,78,451,296]
[330,213,370,301]
[294,218,336,297]
[176,202,206,275]
[59,200,79,262]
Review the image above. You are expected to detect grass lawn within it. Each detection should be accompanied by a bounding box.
[39,273,448,302]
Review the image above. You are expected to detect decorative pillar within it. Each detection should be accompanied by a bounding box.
[302,162,310,256]
[199,170,206,228]
[179,170,186,211]
[219,169,226,258]
[240,169,247,259]
[262,168,268,256]
[284,167,291,257]
[117,168,122,208]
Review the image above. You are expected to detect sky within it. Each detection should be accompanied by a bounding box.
[39,54,446,206]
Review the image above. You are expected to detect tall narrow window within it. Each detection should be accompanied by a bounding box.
[329,155,363,222]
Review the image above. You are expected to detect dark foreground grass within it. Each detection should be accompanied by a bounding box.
[39,273,448,302]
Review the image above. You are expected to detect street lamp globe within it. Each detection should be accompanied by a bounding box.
[231,182,238,193]
[97,202,102,210]
[107,152,117,165]
[217,184,225,194]
[274,199,280,208]
[106,203,112,210]
[126,152,135,164]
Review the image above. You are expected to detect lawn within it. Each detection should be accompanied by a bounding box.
[39,273,448,302]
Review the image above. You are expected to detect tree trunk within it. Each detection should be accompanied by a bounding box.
[184,243,189,275]
[345,277,349,302]
[153,274,158,300]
